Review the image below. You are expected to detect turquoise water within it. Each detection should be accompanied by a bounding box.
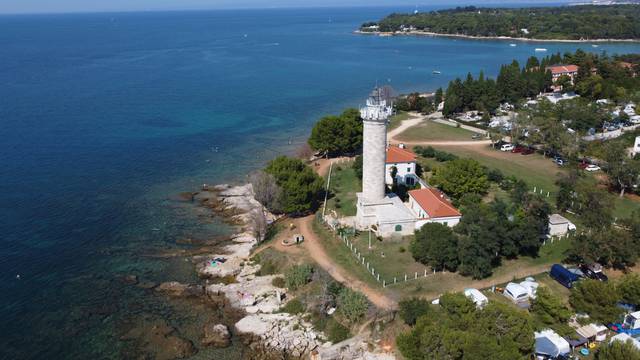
[2,6,640,359]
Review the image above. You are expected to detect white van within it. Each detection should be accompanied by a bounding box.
[504,282,530,303]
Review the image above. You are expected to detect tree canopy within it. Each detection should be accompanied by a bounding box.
[397,293,534,360]
[308,108,363,157]
[430,158,489,200]
[264,156,324,215]
[363,5,640,40]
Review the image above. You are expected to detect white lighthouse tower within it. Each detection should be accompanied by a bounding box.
[356,88,415,236]
[360,88,392,203]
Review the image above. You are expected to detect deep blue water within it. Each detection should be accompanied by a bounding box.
[2,6,640,359]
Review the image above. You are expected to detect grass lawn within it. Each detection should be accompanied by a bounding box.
[396,120,476,142]
[431,145,564,196]
[325,161,360,217]
[387,111,413,131]
[312,217,385,289]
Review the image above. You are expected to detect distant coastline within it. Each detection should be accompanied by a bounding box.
[354,30,640,44]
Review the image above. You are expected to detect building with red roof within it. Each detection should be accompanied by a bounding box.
[408,187,462,228]
[385,145,418,186]
[546,65,579,90]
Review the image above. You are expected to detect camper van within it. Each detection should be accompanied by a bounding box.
[550,264,580,289]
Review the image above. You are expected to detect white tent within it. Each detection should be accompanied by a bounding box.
[464,288,488,308]
[610,333,640,350]
[519,280,539,299]
[535,329,571,357]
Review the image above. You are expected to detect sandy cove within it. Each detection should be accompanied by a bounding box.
[354,30,640,43]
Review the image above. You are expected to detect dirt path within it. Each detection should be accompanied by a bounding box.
[295,215,397,310]
[387,112,492,147]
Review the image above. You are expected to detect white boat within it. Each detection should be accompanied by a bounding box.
[592,44,599,48]
[510,43,517,47]
[432,70,441,74]
[535,48,548,52]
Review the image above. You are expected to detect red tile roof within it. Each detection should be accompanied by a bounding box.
[409,188,461,219]
[546,65,579,75]
[386,146,416,164]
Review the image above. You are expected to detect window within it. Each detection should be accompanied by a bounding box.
[407,167,411,172]
[442,221,447,226]
[395,225,402,232]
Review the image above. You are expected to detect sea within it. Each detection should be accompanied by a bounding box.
[2,5,640,359]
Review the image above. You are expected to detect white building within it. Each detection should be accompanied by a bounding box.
[633,136,640,157]
[548,214,576,237]
[385,145,418,186]
[408,188,461,228]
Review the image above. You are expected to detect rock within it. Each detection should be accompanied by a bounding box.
[137,281,157,290]
[121,274,138,285]
[202,323,231,348]
[155,282,204,298]
[120,318,198,360]
[159,335,197,360]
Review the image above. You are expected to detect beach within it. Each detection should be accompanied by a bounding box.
[355,30,640,43]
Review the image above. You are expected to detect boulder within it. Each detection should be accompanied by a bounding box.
[202,323,231,348]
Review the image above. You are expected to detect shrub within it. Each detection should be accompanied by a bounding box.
[281,299,305,315]
[399,297,431,326]
[486,168,504,183]
[285,264,314,290]
[325,319,351,343]
[272,277,285,288]
[338,288,368,323]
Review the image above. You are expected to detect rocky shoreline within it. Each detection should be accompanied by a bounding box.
[191,183,396,360]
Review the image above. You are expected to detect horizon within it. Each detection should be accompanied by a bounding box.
[0,0,571,15]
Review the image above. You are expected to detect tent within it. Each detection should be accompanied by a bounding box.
[610,333,640,350]
[464,288,488,308]
[535,329,571,357]
[519,280,539,299]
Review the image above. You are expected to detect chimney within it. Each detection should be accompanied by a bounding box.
[399,143,406,149]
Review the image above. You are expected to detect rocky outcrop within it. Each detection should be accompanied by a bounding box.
[235,314,321,358]
[120,318,197,360]
[155,282,204,298]
[200,184,326,358]
[314,334,396,360]
[202,323,231,348]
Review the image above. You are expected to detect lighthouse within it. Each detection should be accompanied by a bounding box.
[360,88,392,203]
[355,87,416,236]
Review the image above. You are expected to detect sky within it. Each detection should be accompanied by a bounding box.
[0,0,569,14]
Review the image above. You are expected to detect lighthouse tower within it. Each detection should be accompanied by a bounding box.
[360,88,392,203]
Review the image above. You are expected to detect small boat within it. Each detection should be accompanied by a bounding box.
[509,43,517,47]
[592,44,599,48]
[535,48,547,52]
[432,70,441,74]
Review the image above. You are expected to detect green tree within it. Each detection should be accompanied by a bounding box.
[337,288,368,323]
[618,274,640,306]
[434,87,444,106]
[308,108,363,156]
[410,223,459,271]
[399,297,431,326]
[596,339,640,360]
[569,280,623,324]
[430,158,490,199]
[531,287,571,326]
[603,141,640,198]
[284,264,314,290]
[264,156,324,215]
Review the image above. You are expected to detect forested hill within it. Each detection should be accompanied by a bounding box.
[360,5,640,40]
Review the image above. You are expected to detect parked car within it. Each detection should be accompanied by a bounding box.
[471,133,483,140]
[511,145,525,153]
[554,158,566,166]
[585,164,601,172]
[579,263,608,281]
[500,143,515,152]
[550,264,581,289]
[521,148,535,155]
